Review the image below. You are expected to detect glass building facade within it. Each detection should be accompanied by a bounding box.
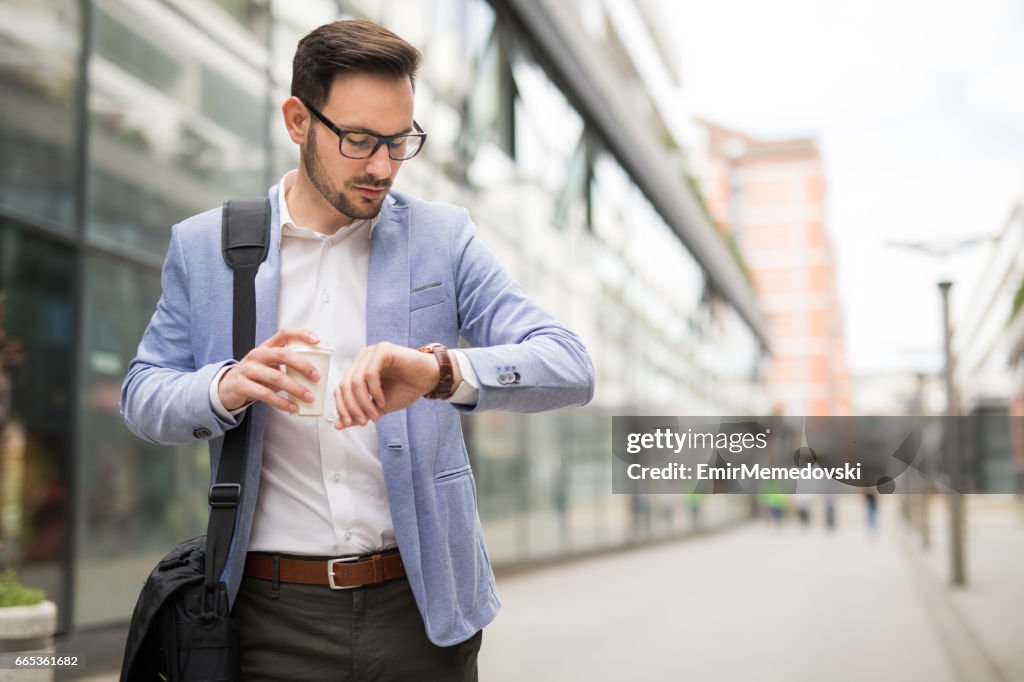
[0,0,766,631]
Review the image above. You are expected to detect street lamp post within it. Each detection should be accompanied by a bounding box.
[886,236,992,587]
[938,281,966,586]
[913,371,930,549]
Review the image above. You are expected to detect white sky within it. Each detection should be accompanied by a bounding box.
[656,0,1024,375]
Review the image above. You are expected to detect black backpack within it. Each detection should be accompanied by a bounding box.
[120,198,270,681]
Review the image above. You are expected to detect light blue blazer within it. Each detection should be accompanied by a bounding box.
[120,184,595,646]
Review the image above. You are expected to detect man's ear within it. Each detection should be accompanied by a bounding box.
[282,96,309,145]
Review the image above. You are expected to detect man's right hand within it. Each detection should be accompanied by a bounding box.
[218,328,322,413]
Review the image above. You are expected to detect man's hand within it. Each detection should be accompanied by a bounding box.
[218,328,323,413]
[333,342,461,428]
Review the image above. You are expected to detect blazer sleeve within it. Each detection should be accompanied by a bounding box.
[450,212,595,413]
[119,224,240,445]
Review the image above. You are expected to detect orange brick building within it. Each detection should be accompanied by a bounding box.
[696,120,851,415]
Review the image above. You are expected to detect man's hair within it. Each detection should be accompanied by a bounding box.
[291,19,421,109]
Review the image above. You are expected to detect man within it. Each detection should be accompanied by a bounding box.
[120,18,594,681]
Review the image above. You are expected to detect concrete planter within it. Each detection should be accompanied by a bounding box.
[0,601,57,682]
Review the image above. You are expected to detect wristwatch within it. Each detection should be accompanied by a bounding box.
[418,343,456,400]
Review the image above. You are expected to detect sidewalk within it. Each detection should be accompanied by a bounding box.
[903,495,1024,682]
[479,495,1023,682]
[54,496,1022,681]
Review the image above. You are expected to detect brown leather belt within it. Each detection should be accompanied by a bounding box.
[244,549,405,589]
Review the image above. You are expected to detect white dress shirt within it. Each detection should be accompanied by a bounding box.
[209,171,478,556]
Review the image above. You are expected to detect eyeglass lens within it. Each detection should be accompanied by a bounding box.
[340,132,423,160]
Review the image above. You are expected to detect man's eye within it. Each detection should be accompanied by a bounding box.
[346,134,374,148]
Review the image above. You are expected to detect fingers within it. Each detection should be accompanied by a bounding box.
[264,327,320,348]
[223,345,322,414]
[333,384,351,429]
[252,346,321,383]
[245,362,315,405]
[226,369,301,414]
[351,347,384,421]
[334,345,389,429]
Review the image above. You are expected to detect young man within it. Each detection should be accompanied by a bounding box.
[120,19,594,681]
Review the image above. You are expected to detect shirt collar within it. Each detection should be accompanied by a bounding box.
[277,170,382,244]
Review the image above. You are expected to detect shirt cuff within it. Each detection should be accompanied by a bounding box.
[209,362,251,424]
[447,350,479,406]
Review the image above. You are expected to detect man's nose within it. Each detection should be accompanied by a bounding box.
[366,144,392,178]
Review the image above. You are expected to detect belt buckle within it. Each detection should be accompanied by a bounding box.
[327,556,361,590]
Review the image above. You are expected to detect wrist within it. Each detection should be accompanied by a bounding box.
[218,366,243,411]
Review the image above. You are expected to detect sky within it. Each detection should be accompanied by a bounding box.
[656,0,1024,375]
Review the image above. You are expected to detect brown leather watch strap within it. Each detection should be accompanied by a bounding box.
[418,343,455,400]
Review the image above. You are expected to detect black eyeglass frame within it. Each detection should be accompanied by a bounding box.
[300,98,427,161]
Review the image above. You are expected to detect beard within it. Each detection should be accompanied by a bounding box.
[302,125,390,220]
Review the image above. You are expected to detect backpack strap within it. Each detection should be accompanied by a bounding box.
[204,197,271,602]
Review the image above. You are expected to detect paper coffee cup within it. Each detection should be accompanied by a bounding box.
[285,341,332,416]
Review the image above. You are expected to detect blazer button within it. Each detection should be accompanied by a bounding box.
[193,427,212,439]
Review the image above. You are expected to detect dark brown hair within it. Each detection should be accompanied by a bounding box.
[291,19,421,109]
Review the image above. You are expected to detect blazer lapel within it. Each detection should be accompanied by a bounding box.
[366,196,410,349]
[366,196,417,545]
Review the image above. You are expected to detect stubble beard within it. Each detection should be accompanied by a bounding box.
[303,125,390,221]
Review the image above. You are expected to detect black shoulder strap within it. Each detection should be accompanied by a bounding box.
[222,198,271,361]
[204,197,271,601]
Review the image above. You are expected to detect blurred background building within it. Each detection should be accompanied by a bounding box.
[0,0,773,633]
[695,119,851,416]
[954,196,1024,493]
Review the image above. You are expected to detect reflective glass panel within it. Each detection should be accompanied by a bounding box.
[75,252,210,627]
[86,0,270,259]
[0,222,74,629]
[0,0,81,231]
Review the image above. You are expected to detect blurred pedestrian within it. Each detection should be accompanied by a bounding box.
[823,494,837,530]
[686,492,703,532]
[794,494,813,526]
[761,486,788,525]
[864,492,878,532]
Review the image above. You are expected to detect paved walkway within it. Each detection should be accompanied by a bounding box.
[56,496,1022,681]
[479,495,1023,682]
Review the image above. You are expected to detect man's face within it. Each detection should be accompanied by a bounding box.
[302,72,415,221]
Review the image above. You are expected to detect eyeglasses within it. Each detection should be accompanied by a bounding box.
[301,99,427,161]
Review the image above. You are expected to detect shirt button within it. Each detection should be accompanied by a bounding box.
[321,291,330,302]
[344,531,352,541]
[332,472,341,483]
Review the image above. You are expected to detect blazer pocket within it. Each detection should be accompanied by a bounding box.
[434,464,472,483]
[410,282,447,311]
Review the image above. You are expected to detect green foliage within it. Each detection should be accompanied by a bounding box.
[0,570,45,607]
[1013,277,1024,323]
[721,231,755,287]
[683,175,755,287]
[685,175,714,225]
